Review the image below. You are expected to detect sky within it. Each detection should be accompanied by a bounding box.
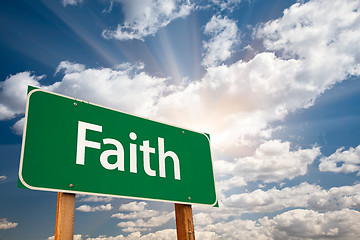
[1,0,360,239]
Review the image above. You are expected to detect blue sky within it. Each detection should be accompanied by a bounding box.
[1,0,360,239]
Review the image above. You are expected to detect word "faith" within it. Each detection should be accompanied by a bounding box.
[76,121,181,180]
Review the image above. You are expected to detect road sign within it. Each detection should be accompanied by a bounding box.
[19,88,217,206]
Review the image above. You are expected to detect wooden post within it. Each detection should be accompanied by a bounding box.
[55,192,76,240]
[175,203,195,240]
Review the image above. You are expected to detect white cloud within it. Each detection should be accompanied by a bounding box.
[11,117,25,135]
[257,0,360,82]
[319,145,360,175]
[71,208,360,239]
[307,184,360,211]
[223,183,360,213]
[211,0,243,12]
[61,0,83,7]
[0,72,42,120]
[0,176,6,181]
[266,209,360,240]
[47,64,168,118]
[235,140,320,183]
[0,218,18,229]
[1,0,359,159]
[102,0,193,41]
[197,208,360,240]
[76,203,112,212]
[134,229,176,239]
[78,195,113,203]
[79,234,127,240]
[199,218,270,240]
[194,231,219,240]
[0,62,167,132]
[4,0,360,151]
[216,140,320,184]
[117,212,174,232]
[55,60,86,74]
[75,235,84,240]
[119,201,147,212]
[112,209,159,220]
[202,15,239,67]
[224,182,320,212]
[216,175,247,194]
[0,62,169,135]
[113,201,173,233]
[122,227,151,233]
[153,52,303,151]
[48,234,83,240]
[193,212,214,226]
[149,0,360,169]
[86,229,176,240]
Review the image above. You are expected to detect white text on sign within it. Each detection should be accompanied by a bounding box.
[75,121,181,180]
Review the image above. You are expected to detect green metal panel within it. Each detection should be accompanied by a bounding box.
[19,88,217,206]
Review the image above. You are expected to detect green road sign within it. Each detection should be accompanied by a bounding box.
[19,88,217,206]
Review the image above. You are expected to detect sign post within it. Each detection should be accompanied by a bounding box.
[55,192,76,240]
[19,88,217,239]
[175,203,195,240]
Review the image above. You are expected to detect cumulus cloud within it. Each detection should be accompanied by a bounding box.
[193,212,214,226]
[112,209,159,219]
[257,0,360,80]
[85,229,176,240]
[113,201,174,233]
[102,0,193,41]
[224,183,360,213]
[202,15,239,67]
[199,218,270,240]
[48,234,83,240]
[153,52,303,150]
[234,140,320,182]
[224,182,320,212]
[0,176,6,181]
[211,0,243,12]
[47,62,168,117]
[149,0,360,156]
[11,117,25,135]
[197,208,360,240]
[266,208,360,240]
[117,212,174,232]
[215,175,246,194]
[118,201,147,212]
[0,72,41,120]
[61,0,83,7]
[4,0,360,151]
[55,60,86,74]
[215,140,320,184]
[54,208,360,239]
[78,195,113,203]
[0,218,18,229]
[1,0,359,159]
[0,61,168,135]
[76,203,112,212]
[307,184,360,211]
[319,145,360,175]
